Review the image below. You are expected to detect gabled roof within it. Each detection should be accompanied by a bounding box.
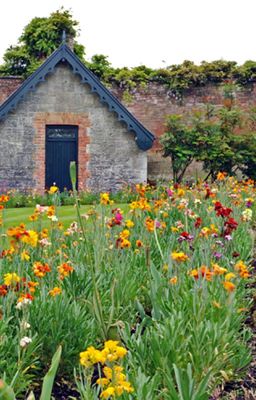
[0,44,155,150]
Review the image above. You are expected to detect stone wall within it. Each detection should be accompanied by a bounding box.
[0,63,147,192]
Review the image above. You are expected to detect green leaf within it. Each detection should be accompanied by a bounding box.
[39,346,62,400]
[70,161,77,192]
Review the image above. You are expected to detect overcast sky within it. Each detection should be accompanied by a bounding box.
[1,0,256,68]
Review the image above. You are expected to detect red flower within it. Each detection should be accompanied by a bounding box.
[224,217,238,236]
[0,285,8,296]
[194,217,202,228]
[214,202,233,218]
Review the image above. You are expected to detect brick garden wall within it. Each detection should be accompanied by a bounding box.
[1,77,256,183]
[0,77,23,104]
[112,83,256,180]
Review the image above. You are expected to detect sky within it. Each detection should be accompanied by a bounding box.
[0,0,256,68]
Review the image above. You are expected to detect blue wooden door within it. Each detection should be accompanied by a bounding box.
[45,125,78,191]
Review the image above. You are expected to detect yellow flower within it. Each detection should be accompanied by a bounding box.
[212,301,221,309]
[100,193,113,205]
[4,272,20,286]
[119,229,130,239]
[242,208,252,221]
[80,346,106,368]
[225,272,236,281]
[200,227,211,237]
[49,287,62,297]
[177,188,185,197]
[171,226,179,232]
[129,201,140,210]
[21,230,38,247]
[125,219,134,228]
[100,386,115,399]
[48,185,58,194]
[171,251,189,262]
[97,378,110,387]
[21,250,30,261]
[101,340,127,362]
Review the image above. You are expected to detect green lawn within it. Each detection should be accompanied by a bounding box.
[2,205,92,229]
[2,203,129,229]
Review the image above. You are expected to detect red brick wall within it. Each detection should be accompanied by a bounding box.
[112,83,256,148]
[0,77,23,104]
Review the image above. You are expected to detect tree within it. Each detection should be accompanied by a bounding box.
[0,8,85,77]
[161,84,255,182]
[160,115,201,183]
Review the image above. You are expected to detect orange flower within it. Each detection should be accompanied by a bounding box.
[33,262,51,278]
[29,214,38,222]
[169,276,178,285]
[47,206,55,217]
[190,266,212,281]
[57,263,74,280]
[212,264,227,275]
[234,260,250,278]
[27,281,39,294]
[145,217,154,232]
[200,265,213,281]
[0,195,9,203]
[40,228,49,239]
[217,172,227,181]
[136,240,143,247]
[49,287,62,297]
[223,281,235,292]
[17,293,34,303]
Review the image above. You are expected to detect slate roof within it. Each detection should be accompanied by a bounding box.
[0,43,155,150]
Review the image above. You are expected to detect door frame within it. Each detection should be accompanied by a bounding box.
[45,124,78,191]
[33,113,90,193]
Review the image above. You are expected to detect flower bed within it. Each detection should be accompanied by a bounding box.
[0,178,255,399]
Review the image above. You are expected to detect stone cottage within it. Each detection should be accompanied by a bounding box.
[0,41,155,192]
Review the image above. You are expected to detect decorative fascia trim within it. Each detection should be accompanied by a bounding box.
[0,44,155,150]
